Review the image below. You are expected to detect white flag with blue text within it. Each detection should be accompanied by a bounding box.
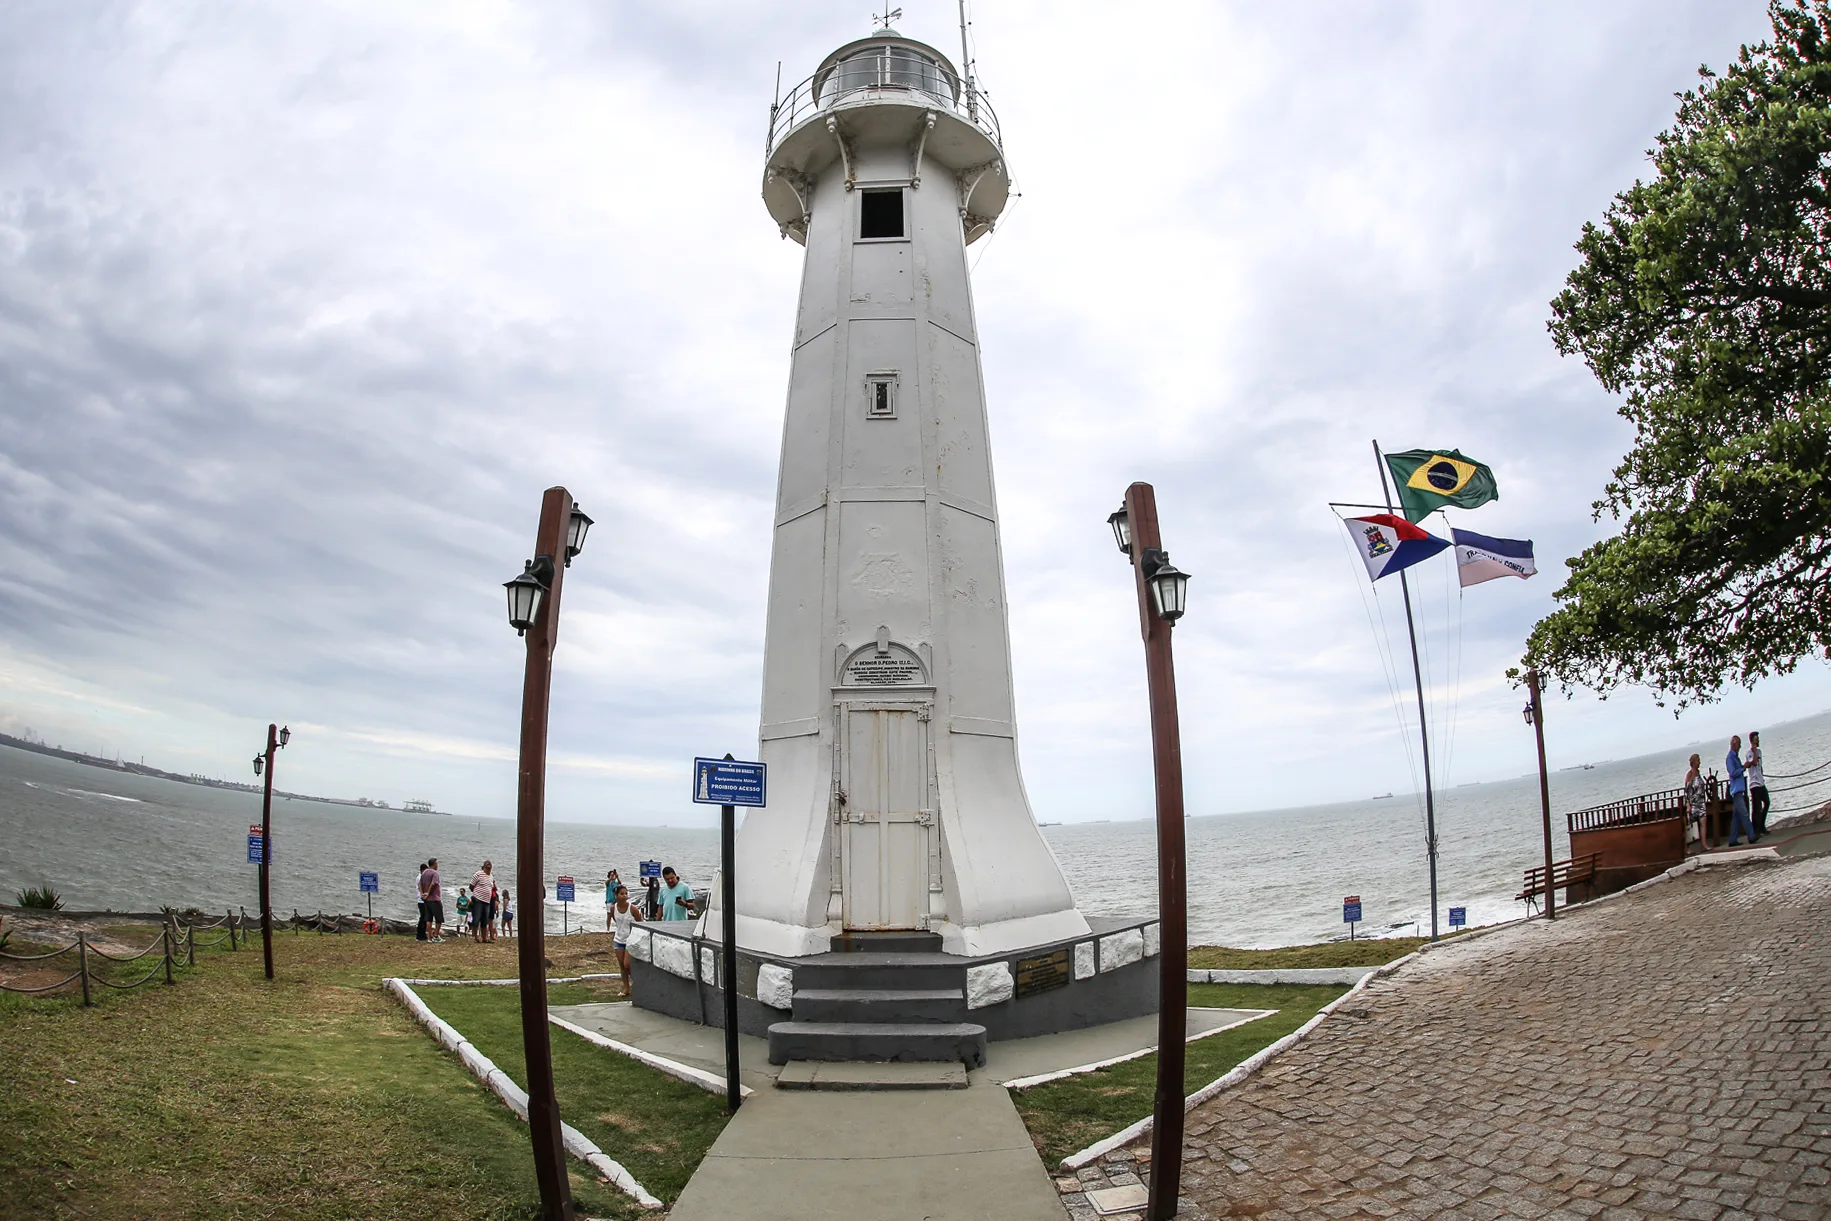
[1450,528,1535,587]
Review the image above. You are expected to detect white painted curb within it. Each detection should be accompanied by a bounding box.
[1002,1009,1275,1090]
[383,978,663,1210]
[549,1013,754,1100]
[1187,966,1380,985]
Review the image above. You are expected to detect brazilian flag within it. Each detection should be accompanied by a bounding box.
[1384,449,1498,522]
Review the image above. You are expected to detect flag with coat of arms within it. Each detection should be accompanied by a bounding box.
[1343,513,1449,582]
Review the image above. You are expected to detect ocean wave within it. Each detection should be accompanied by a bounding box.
[64,789,144,803]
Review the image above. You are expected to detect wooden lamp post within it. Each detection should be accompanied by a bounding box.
[251,722,289,981]
[1523,670,1555,920]
[504,485,593,1221]
[1108,482,1192,1221]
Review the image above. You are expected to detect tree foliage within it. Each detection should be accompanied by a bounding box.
[1528,2,1831,705]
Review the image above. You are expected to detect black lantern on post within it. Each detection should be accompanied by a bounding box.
[565,506,593,566]
[252,755,263,777]
[504,562,549,636]
[1107,505,1132,556]
[278,725,290,748]
[1145,555,1190,623]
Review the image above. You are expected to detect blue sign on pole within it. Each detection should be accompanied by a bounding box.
[639,860,662,881]
[1448,905,1467,929]
[360,871,379,894]
[1343,895,1362,923]
[692,757,767,807]
[247,825,264,865]
[555,876,576,903]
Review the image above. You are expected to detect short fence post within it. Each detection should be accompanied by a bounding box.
[187,923,196,968]
[228,909,237,951]
[162,926,174,985]
[78,933,93,1007]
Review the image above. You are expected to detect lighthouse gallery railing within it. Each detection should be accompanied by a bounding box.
[767,47,1002,158]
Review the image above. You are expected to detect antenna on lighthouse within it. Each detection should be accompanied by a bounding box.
[958,0,978,121]
[873,6,902,30]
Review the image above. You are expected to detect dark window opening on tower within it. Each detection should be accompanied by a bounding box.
[860,189,905,239]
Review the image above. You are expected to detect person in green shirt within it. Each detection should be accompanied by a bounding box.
[455,887,471,929]
[656,866,695,921]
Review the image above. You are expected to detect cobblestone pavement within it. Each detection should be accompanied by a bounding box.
[1151,855,1831,1221]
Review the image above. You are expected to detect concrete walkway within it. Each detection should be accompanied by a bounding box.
[667,1073,1064,1221]
[550,1002,1268,1220]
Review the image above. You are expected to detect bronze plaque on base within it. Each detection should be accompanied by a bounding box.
[1014,947,1071,999]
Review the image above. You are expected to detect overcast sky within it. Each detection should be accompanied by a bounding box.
[3,0,1821,827]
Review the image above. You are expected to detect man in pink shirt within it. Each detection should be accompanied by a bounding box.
[418,858,444,943]
[470,861,498,943]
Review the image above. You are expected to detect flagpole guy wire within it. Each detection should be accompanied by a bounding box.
[1373,440,1441,943]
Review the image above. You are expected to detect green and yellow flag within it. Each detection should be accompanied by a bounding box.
[1383,449,1498,522]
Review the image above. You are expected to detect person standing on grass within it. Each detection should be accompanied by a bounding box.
[1725,736,1755,847]
[610,884,643,995]
[455,886,470,936]
[643,874,661,920]
[656,866,695,922]
[471,860,498,944]
[419,857,445,943]
[1746,731,1769,842]
[500,889,514,937]
[414,862,430,940]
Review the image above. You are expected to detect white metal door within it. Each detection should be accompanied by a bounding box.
[840,704,929,930]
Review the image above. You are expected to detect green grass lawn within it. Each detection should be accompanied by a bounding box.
[0,925,707,1220]
[1011,982,1348,1167]
[1187,937,1437,970]
[415,982,729,1204]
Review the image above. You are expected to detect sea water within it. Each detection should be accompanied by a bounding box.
[3,711,1828,946]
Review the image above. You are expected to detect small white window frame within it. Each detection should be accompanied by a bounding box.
[856,184,911,243]
[864,371,899,420]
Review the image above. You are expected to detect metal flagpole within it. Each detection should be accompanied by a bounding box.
[1373,441,1440,942]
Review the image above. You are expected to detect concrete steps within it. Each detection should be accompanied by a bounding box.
[775,1059,969,1090]
[792,986,966,1024]
[767,1020,988,1067]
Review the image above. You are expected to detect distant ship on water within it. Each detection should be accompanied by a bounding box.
[402,799,446,815]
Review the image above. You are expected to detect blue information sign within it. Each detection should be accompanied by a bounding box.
[692,757,767,807]
[639,860,662,880]
[248,824,265,864]
[1448,905,1467,928]
[1343,895,1362,923]
[555,876,576,903]
[360,871,379,894]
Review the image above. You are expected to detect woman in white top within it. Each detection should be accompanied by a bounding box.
[610,884,643,996]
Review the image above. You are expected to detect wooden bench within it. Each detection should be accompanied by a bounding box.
[1516,852,1601,913]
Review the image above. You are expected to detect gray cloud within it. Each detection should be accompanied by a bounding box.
[1,0,1821,826]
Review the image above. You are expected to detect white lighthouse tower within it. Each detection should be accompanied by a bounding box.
[734,24,1090,958]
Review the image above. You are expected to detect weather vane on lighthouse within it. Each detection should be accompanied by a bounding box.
[872,6,902,30]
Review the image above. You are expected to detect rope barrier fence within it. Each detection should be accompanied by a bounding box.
[0,910,247,1004]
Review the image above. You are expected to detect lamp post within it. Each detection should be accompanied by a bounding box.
[252,722,290,981]
[1109,482,1192,1221]
[503,485,591,1221]
[1523,670,1555,920]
